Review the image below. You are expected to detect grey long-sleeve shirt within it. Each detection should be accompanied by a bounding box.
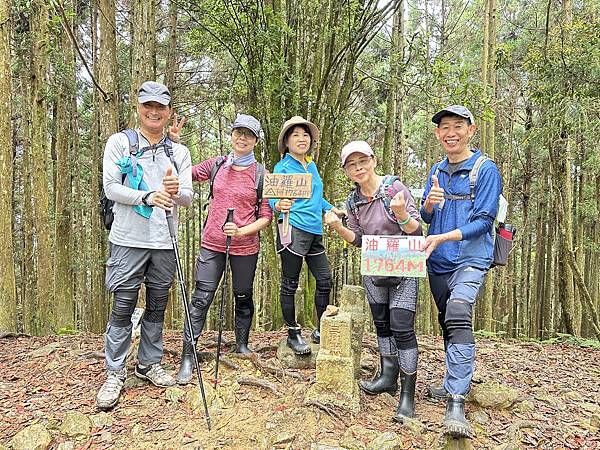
[103,130,193,250]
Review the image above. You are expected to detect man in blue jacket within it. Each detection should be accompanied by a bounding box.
[421,105,502,438]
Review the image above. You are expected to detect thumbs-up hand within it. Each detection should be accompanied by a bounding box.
[162,165,180,197]
[425,174,445,213]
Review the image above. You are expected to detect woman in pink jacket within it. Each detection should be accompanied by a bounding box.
[175,114,272,384]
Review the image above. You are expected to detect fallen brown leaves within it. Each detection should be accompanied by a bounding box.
[0,331,598,449]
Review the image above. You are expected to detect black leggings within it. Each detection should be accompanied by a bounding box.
[185,247,258,340]
[279,249,332,327]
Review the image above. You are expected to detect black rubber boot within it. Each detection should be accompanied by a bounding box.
[234,325,252,354]
[359,355,399,395]
[428,383,448,400]
[234,294,254,354]
[394,370,416,422]
[175,340,195,385]
[310,329,320,344]
[176,289,212,384]
[444,394,473,438]
[287,327,311,355]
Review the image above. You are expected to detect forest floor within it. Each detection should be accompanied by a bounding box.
[1,331,599,450]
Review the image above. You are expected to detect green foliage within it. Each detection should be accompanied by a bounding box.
[474,329,506,340]
[57,326,79,335]
[540,333,600,349]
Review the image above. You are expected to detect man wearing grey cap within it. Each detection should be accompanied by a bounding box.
[96,81,193,409]
[421,105,502,438]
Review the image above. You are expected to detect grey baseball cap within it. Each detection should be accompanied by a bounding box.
[138,81,171,105]
[432,105,475,126]
[232,114,262,139]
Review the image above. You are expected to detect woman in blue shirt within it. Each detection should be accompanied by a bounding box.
[270,116,344,354]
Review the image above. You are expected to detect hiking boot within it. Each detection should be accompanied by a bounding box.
[394,370,417,422]
[444,394,474,439]
[176,341,195,385]
[287,327,311,355]
[96,368,126,410]
[234,325,252,354]
[310,329,320,344]
[135,363,175,387]
[428,383,448,400]
[359,355,399,395]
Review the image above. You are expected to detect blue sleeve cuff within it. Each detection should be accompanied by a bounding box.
[420,206,433,224]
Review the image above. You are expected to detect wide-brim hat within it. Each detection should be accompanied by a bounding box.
[277,116,320,153]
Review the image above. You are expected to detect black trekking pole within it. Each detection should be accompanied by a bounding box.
[342,214,349,285]
[166,211,211,430]
[215,208,234,388]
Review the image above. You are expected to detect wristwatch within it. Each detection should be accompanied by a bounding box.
[142,191,154,206]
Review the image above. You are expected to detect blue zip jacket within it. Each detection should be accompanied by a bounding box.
[269,153,333,235]
[420,149,502,274]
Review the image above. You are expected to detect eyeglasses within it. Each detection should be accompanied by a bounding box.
[344,157,373,171]
[232,128,256,139]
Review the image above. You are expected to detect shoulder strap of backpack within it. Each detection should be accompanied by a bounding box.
[208,156,227,202]
[120,128,139,178]
[346,187,361,222]
[121,129,139,155]
[379,175,401,222]
[432,160,444,179]
[254,162,265,219]
[163,137,179,173]
[469,155,490,201]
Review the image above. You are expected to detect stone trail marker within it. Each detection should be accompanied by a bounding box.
[305,284,367,413]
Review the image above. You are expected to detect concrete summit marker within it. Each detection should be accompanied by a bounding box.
[305,285,367,412]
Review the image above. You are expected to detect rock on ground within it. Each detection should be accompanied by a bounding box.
[9,423,52,450]
[59,411,92,438]
[367,431,403,450]
[443,436,474,450]
[276,338,319,369]
[470,381,519,409]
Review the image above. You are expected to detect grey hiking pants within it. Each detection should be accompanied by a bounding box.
[104,244,176,371]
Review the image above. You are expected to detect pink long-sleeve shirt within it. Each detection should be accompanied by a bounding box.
[192,157,272,255]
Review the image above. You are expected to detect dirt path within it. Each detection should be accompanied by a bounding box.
[1,332,599,449]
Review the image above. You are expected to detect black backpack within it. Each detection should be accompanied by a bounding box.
[205,155,265,220]
[99,129,177,230]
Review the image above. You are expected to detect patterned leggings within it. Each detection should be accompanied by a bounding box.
[363,276,419,374]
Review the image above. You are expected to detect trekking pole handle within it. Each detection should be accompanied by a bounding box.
[165,211,177,238]
[224,208,235,245]
[225,208,234,224]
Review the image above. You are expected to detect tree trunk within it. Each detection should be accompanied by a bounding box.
[19,63,36,334]
[548,135,576,335]
[164,0,178,93]
[30,0,54,335]
[129,0,156,126]
[478,0,497,332]
[53,0,75,330]
[0,0,17,332]
[383,6,401,176]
